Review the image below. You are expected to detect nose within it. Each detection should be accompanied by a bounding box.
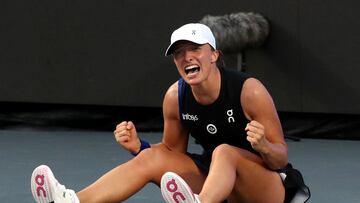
[184,50,193,62]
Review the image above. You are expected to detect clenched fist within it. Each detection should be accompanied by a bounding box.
[113,121,141,154]
[245,120,270,154]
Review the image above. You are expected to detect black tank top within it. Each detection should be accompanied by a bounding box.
[178,68,257,154]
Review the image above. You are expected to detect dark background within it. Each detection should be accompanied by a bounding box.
[1,0,359,138]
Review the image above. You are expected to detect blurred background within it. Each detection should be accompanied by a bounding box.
[1,0,360,139]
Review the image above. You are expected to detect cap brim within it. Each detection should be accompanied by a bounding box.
[164,39,209,56]
[164,43,175,56]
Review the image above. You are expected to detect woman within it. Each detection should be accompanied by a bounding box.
[31,23,309,203]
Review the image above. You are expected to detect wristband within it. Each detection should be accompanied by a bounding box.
[131,139,151,156]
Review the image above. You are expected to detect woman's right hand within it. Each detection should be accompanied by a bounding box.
[113,121,141,154]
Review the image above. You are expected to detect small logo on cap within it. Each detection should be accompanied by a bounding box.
[192,30,196,35]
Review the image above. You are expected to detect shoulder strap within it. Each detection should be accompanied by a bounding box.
[178,78,186,116]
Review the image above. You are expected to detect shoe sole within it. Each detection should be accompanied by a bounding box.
[31,165,55,203]
[161,172,196,203]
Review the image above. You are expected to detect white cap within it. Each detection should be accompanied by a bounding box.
[165,23,216,56]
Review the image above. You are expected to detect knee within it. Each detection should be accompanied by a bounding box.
[212,144,252,163]
[130,147,167,174]
[212,144,237,161]
[132,147,159,166]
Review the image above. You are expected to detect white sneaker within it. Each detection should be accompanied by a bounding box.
[31,165,80,203]
[161,172,201,203]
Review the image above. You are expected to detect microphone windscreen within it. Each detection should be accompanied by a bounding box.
[199,12,269,53]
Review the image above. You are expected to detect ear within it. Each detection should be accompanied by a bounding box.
[211,50,220,63]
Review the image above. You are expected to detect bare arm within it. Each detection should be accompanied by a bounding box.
[241,78,288,170]
[155,81,189,153]
[114,81,188,154]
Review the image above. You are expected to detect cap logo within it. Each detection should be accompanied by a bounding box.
[192,30,196,35]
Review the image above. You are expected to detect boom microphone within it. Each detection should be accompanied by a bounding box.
[199,12,269,53]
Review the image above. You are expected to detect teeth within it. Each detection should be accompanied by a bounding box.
[185,65,199,70]
[185,65,200,75]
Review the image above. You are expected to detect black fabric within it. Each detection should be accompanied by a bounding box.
[178,67,255,154]
[278,163,311,203]
[187,152,212,173]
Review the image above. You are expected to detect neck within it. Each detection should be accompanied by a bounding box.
[191,67,221,105]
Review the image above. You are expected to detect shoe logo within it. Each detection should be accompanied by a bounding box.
[35,175,47,197]
[166,178,186,203]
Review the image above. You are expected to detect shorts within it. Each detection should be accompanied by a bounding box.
[187,152,212,173]
[187,153,311,203]
[278,163,311,203]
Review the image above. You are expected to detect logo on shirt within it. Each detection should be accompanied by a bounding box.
[182,113,198,122]
[206,124,217,134]
[227,109,235,123]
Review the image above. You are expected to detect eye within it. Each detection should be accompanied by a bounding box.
[191,45,201,51]
[173,50,180,56]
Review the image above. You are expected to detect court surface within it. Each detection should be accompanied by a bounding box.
[0,129,359,202]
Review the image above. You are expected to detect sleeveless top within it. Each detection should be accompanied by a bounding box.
[178,67,257,155]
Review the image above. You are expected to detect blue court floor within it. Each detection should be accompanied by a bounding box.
[0,129,359,202]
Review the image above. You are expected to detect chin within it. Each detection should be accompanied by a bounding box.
[185,78,202,86]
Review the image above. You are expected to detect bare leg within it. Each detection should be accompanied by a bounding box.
[199,144,285,203]
[77,145,206,203]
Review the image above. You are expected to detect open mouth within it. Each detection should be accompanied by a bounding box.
[185,65,200,75]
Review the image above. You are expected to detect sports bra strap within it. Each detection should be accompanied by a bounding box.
[178,78,185,116]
